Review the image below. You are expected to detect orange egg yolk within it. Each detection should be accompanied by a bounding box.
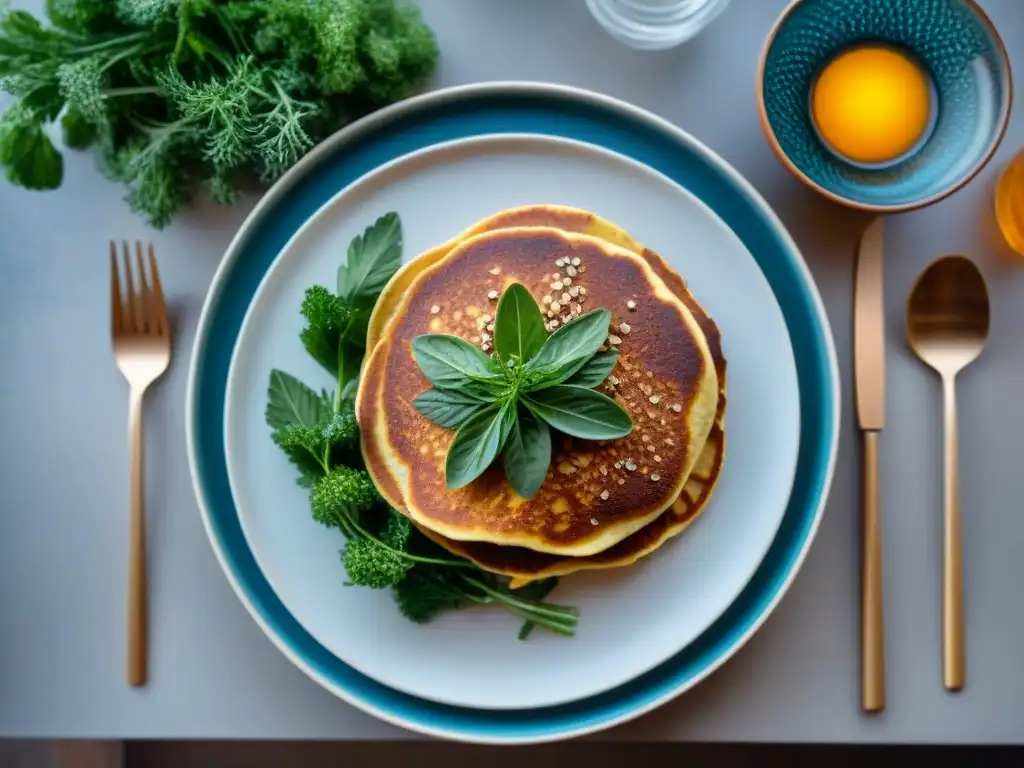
[811,46,932,165]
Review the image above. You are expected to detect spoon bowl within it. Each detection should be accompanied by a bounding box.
[906,254,990,693]
[907,256,990,376]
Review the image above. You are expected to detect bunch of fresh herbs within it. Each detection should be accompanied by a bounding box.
[266,212,578,639]
[412,283,633,498]
[0,0,437,227]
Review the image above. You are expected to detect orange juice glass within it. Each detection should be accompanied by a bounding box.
[995,149,1024,256]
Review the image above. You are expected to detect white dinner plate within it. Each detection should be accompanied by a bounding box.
[223,133,799,710]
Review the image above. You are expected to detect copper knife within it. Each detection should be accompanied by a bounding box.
[854,216,886,713]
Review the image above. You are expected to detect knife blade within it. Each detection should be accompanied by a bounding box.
[855,217,885,430]
[854,215,886,713]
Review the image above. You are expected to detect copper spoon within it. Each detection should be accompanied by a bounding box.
[906,256,990,691]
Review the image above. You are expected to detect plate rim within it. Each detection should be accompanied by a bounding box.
[185,81,840,743]
[221,131,802,710]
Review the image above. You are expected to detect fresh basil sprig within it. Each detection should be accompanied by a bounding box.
[411,282,633,497]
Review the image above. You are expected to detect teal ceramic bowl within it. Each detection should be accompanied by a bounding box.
[757,0,1012,212]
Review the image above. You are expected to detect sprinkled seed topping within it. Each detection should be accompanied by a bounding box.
[614,461,622,469]
[482,343,491,352]
[590,518,599,525]
[572,304,582,315]
[481,313,492,323]
[561,292,571,303]
[579,265,587,273]
[641,434,650,443]
[654,455,662,462]
[600,490,610,501]
[550,300,561,312]
[543,295,552,305]
[547,310,556,318]
[650,473,660,482]
[488,266,501,275]
[618,478,625,485]
[430,305,440,314]
[579,286,588,296]
[486,323,494,332]
[649,394,661,404]
[625,459,637,471]
[555,258,566,267]
[619,322,631,334]
[608,335,622,346]
[647,444,656,453]
[551,273,561,280]
[565,265,578,277]
[571,257,581,267]
[671,404,682,413]
[481,332,490,342]
[608,376,620,386]
[626,299,637,311]
[569,286,580,297]
[551,280,564,291]
[487,290,499,301]
[562,276,572,286]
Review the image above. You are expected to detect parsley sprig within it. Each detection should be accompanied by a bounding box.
[412,283,633,498]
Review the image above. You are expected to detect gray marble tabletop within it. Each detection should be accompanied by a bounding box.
[2,0,1024,744]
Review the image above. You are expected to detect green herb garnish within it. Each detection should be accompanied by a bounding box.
[0,0,438,227]
[412,283,633,497]
[267,213,578,638]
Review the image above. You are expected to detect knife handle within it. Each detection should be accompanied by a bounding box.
[861,429,885,713]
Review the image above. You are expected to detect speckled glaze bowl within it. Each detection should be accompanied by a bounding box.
[757,0,1012,212]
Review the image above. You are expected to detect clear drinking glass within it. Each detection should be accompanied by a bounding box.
[585,0,733,50]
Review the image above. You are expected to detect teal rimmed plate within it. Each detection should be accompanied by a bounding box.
[186,83,839,742]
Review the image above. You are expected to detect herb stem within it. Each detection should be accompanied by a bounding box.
[344,515,475,569]
[71,31,150,55]
[103,86,162,98]
[459,575,579,623]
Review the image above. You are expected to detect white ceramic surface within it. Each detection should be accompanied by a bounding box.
[223,134,800,710]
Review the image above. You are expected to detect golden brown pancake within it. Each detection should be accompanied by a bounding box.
[366,205,723,366]
[424,426,724,588]
[359,226,718,556]
[358,206,728,584]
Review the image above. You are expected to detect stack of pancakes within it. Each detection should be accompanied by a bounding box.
[356,205,727,588]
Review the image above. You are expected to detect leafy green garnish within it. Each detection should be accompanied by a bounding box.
[265,370,332,431]
[266,213,578,639]
[411,334,505,390]
[502,407,552,500]
[493,282,547,366]
[412,282,632,495]
[0,104,62,189]
[410,388,485,430]
[565,350,619,388]
[338,212,403,307]
[524,307,615,385]
[524,386,634,440]
[444,402,513,490]
[0,1,438,227]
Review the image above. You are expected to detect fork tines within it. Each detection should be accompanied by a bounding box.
[110,241,169,337]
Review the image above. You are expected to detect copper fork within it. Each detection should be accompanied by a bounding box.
[111,241,171,687]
